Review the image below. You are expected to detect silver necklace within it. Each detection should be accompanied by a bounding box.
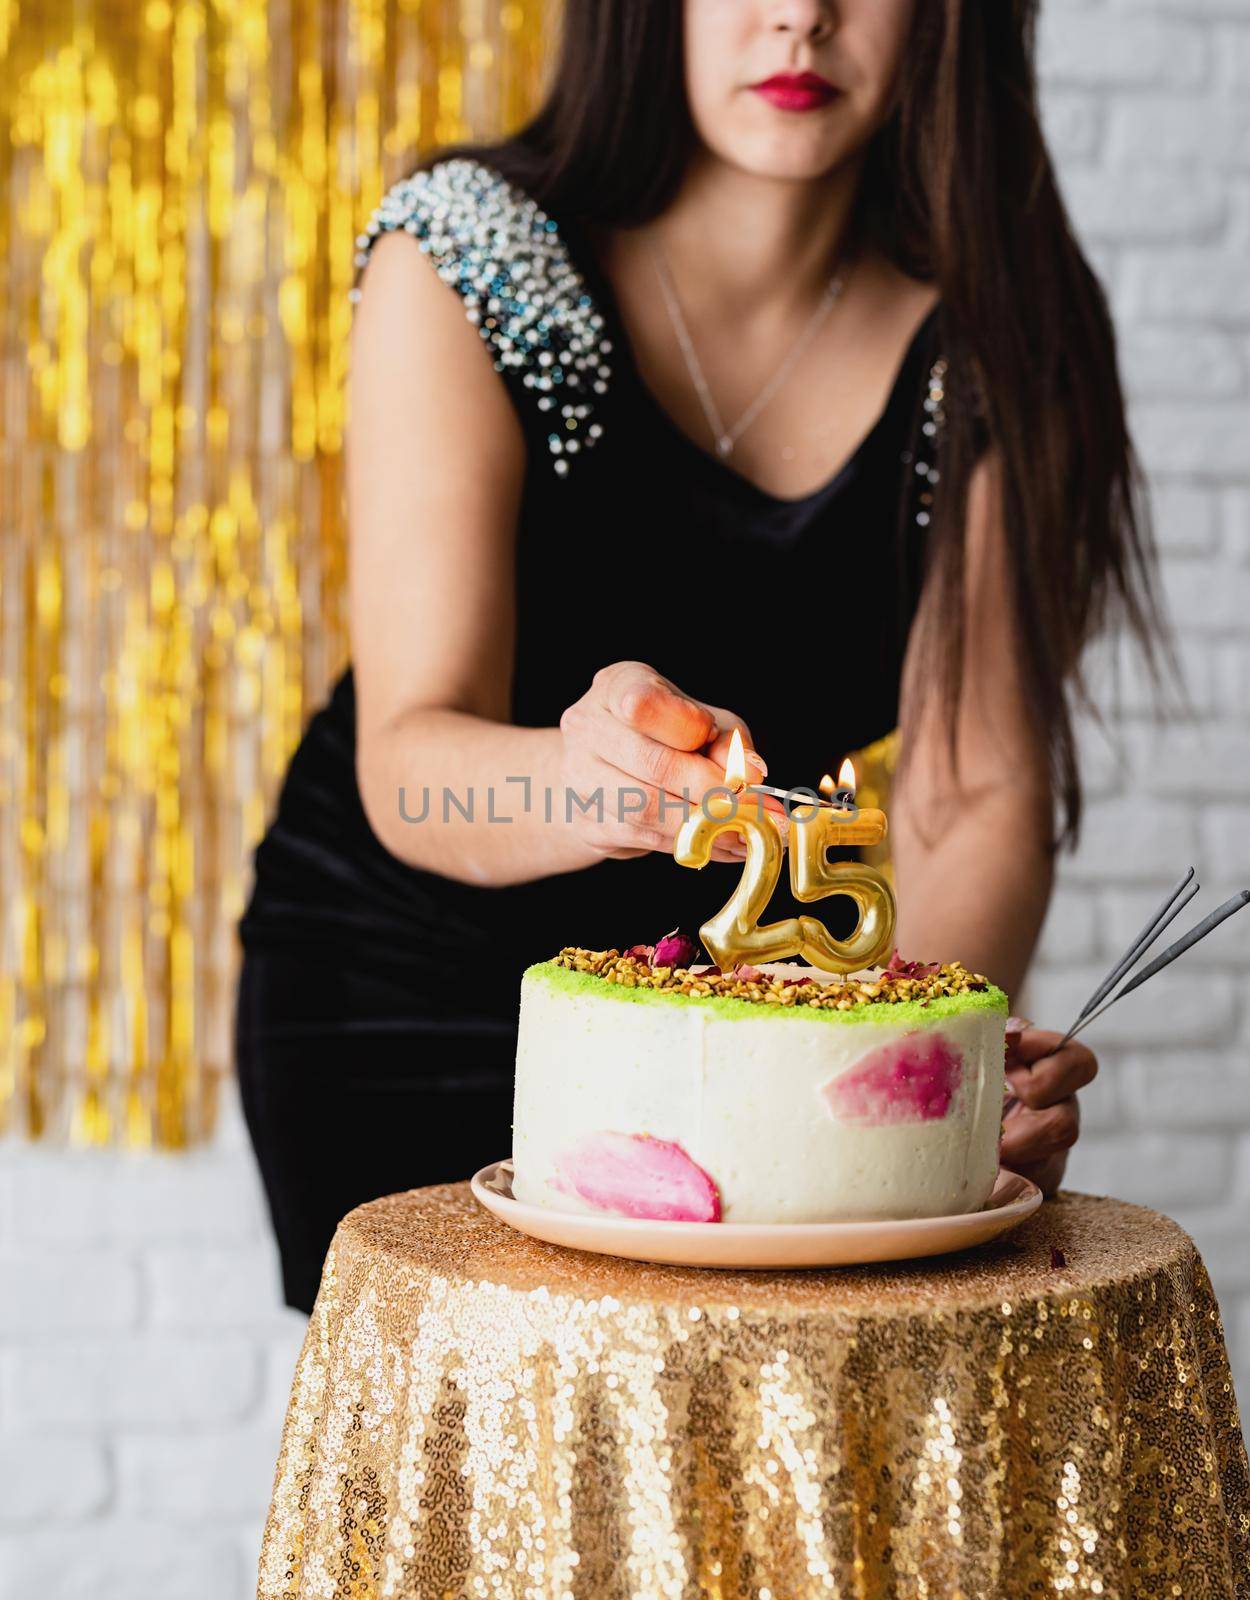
[648,235,849,458]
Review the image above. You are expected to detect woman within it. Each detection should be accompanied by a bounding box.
[237,0,1166,1314]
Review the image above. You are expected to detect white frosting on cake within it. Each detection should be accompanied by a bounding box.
[511,960,1009,1223]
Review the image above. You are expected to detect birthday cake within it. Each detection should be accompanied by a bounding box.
[511,939,1010,1224]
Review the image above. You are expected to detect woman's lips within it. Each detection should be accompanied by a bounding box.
[751,72,838,112]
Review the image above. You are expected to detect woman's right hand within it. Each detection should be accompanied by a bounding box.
[558,662,768,862]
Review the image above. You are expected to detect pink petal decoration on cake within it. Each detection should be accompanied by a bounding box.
[821,1032,965,1125]
[652,930,699,968]
[884,948,942,979]
[551,1131,722,1222]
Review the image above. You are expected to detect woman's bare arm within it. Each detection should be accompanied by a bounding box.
[890,452,1098,1195]
[890,452,1055,1002]
[346,229,583,884]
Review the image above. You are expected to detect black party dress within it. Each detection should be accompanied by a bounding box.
[235,156,948,1312]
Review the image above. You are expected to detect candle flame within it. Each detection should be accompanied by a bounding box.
[723,727,748,792]
[819,759,856,801]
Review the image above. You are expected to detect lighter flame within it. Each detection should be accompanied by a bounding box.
[724,726,748,792]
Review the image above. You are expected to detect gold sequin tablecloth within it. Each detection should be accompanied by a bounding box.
[258,1186,1249,1599]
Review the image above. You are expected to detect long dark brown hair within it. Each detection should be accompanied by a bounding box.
[424,0,1171,850]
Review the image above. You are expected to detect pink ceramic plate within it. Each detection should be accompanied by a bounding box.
[470,1160,1042,1269]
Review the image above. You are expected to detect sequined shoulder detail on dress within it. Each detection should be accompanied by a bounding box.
[349,157,612,478]
[904,354,948,532]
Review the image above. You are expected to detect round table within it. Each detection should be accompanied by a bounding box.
[258,1185,1249,1599]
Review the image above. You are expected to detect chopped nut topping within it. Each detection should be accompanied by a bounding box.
[550,948,991,1008]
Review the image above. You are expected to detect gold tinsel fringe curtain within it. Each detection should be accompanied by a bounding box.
[0,0,554,1148]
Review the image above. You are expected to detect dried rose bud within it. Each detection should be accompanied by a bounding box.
[624,944,654,965]
[733,963,764,981]
[885,947,941,979]
[653,930,700,968]
[1049,1246,1067,1270]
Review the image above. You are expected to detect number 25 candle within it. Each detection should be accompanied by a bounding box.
[673,730,897,974]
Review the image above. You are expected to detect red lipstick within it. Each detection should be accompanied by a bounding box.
[750,71,838,112]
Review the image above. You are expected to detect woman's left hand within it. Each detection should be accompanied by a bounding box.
[999,1022,1098,1197]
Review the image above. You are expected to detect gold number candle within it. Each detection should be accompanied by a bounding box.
[673,740,897,974]
[787,784,897,973]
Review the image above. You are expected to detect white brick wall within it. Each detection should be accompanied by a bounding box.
[0,1093,306,1599]
[2,1,1248,1592]
[1033,0,1250,1409]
